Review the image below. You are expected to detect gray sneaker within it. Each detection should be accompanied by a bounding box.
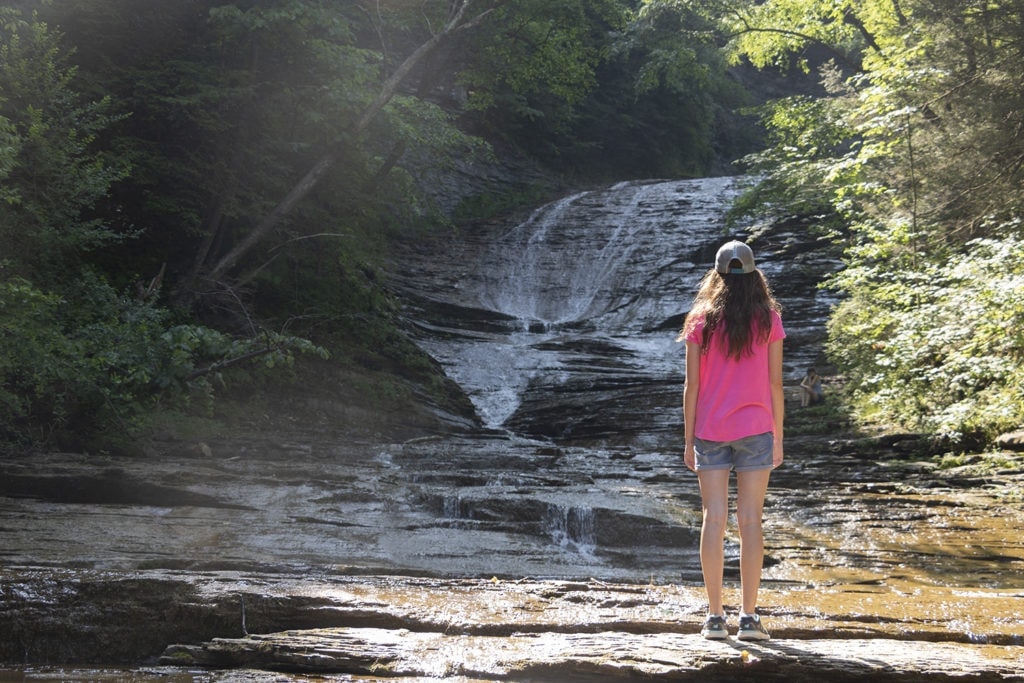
[737,613,771,641]
[701,614,728,640]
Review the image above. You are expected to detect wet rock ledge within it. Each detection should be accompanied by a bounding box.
[3,569,1022,682]
[158,577,1024,682]
[160,626,1023,682]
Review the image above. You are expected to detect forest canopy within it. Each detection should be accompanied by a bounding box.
[1,0,1022,452]
[718,0,1024,447]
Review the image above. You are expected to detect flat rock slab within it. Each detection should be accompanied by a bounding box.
[162,627,1024,682]
[5,567,1024,680]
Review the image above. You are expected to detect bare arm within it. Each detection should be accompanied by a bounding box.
[683,341,701,471]
[768,339,785,467]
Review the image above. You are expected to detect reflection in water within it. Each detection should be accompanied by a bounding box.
[764,479,1024,591]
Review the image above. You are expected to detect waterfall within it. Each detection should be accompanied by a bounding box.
[443,494,463,519]
[476,180,723,328]
[409,177,747,432]
[544,504,597,556]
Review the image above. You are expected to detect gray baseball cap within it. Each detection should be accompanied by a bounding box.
[715,240,756,274]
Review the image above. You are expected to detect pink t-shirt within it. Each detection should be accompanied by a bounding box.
[685,310,785,442]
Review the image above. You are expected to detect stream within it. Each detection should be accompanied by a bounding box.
[1,177,1022,680]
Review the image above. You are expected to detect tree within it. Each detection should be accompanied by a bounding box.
[718,0,1024,446]
[0,9,129,283]
[193,0,508,291]
[0,10,324,451]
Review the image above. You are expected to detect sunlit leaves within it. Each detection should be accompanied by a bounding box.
[720,0,880,72]
[828,237,1024,444]
[730,94,856,225]
[726,0,1024,445]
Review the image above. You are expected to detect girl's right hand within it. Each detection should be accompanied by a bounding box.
[772,441,784,468]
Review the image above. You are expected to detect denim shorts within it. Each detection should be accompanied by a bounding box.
[694,432,774,472]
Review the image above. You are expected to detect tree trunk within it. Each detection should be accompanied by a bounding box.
[200,0,502,288]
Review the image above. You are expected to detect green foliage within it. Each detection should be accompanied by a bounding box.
[460,0,626,111]
[0,270,326,450]
[728,94,853,228]
[455,0,752,178]
[0,12,130,282]
[586,0,747,177]
[102,1,377,250]
[715,0,901,74]
[0,11,327,451]
[827,237,1024,446]
[728,0,1024,447]
[450,0,625,173]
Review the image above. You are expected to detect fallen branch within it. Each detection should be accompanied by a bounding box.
[184,345,280,382]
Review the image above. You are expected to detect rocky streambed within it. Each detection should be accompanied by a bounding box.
[6,565,1023,682]
[2,428,1023,681]
[3,177,1024,681]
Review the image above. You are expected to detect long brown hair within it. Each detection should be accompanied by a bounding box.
[678,268,781,359]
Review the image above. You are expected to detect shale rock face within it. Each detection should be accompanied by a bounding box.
[390,177,839,446]
[996,430,1024,451]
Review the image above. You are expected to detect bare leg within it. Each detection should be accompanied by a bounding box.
[735,468,772,614]
[696,468,730,615]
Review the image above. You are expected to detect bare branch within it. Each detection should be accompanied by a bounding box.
[185,345,280,382]
[842,9,882,55]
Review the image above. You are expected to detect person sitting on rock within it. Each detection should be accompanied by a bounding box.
[800,367,824,407]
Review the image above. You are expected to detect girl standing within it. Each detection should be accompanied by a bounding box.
[679,240,785,641]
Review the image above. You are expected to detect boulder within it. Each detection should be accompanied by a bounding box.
[996,430,1024,452]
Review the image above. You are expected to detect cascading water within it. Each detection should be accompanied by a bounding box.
[478,178,732,329]
[409,176,749,436]
[376,174,838,578]
[544,504,597,556]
